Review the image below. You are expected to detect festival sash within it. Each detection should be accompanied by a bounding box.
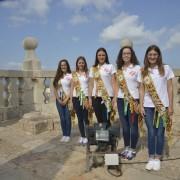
[72,71,94,125]
[58,79,76,126]
[116,69,144,132]
[72,71,89,108]
[92,66,116,122]
[143,73,172,139]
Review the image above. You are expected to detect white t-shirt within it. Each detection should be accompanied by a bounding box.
[73,72,89,97]
[117,64,141,99]
[143,65,174,107]
[89,63,116,97]
[58,73,72,97]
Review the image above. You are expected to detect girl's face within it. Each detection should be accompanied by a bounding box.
[97,50,106,65]
[77,59,85,71]
[61,61,68,73]
[147,49,159,65]
[122,48,131,64]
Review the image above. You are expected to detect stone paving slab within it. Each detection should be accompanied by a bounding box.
[0,122,180,180]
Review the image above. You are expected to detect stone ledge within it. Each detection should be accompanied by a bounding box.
[18,112,60,135]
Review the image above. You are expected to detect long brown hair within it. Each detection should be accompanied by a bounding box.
[53,59,71,88]
[116,46,139,69]
[142,45,164,77]
[93,47,109,67]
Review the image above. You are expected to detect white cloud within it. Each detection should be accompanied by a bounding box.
[100,13,166,44]
[72,37,79,42]
[9,16,30,26]
[1,0,52,25]
[20,0,51,17]
[70,14,89,25]
[0,0,19,8]
[62,0,116,11]
[165,32,180,49]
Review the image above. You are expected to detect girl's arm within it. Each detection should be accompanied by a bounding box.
[88,77,94,108]
[111,73,117,108]
[139,82,145,117]
[53,86,62,104]
[167,79,174,116]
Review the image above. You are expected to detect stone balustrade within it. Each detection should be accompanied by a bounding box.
[0,69,179,122]
[0,69,57,121]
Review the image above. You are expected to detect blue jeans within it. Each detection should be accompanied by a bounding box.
[73,97,89,137]
[117,98,139,149]
[144,107,165,156]
[56,99,71,136]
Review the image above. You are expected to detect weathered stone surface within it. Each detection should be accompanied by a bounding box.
[0,118,180,180]
[18,112,59,135]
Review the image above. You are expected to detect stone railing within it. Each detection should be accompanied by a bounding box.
[0,69,179,122]
[0,69,57,121]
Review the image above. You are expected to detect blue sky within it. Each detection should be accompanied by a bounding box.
[0,0,180,70]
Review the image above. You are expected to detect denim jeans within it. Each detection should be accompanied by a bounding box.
[117,98,139,149]
[92,97,111,126]
[144,107,165,156]
[73,97,89,137]
[56,99,71,136]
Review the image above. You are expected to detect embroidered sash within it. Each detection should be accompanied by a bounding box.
[143,73,172,139]
[72,71,88,108]
[58,79,76,126]
[72,71,94,125]
[92,66,116,122]
[116,69,144,133]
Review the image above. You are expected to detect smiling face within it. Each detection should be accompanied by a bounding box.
[77,58,85,71]
[60,61,68,73]
[147,49,159,66]
[97,50,106,65]
[122,47,132,64]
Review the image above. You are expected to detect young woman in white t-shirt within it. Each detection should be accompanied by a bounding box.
[53,59,72,143]
[140,45,174,171]
[116,46,141,160]
[70,56,89,145]
[88,47,116,126]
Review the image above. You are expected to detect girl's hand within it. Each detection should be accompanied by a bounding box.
[140,106,145,118]
[88,97,92,108]
[168,106,173,117]
[112,97,117,109]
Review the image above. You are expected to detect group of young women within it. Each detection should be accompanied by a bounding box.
[53,42,174,171]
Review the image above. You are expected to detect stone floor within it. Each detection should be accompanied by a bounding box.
[0,120,180,180]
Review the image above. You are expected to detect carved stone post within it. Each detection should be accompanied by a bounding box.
[22,37,41,71]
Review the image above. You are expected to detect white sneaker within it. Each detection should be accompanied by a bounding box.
[78,137,83,144]
[64,136,70,142]
[82,138,88,144]
[60,136,66,142]
[153,159,161,171]
[145,159,154,171]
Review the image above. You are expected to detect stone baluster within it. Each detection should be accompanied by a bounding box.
[43,78,51,104]
[18,77,25,106]
[3,77,12,107]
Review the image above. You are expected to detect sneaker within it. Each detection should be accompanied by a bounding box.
[64,136,70,142]
[60,136,66,142]
[145,159,154,171]
[78,137,83,144]
[82,138,88,145]
[126,150,136,160]
[120,148,129,159]
[153,159,161,171]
